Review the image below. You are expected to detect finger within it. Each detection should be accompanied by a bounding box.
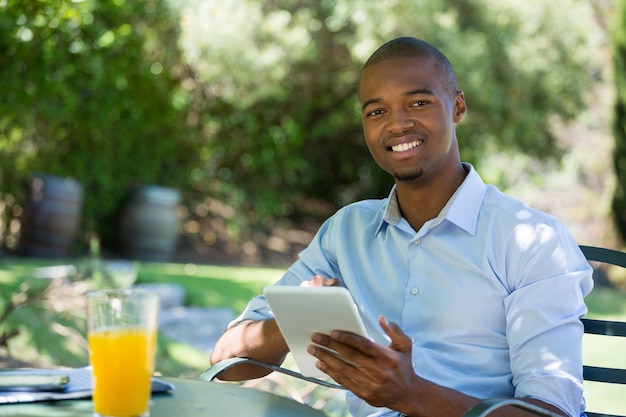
[378,315,412,352]
[307,343,359,367]
[300,274,325,287]
[300,275,342,287]
[315,330,390,371]
[327,329,372,349]
[322,278,341,287]
[307,343,366,384]
[311,331,369,363]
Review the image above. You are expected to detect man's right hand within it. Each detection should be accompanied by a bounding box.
[300,274,341,287]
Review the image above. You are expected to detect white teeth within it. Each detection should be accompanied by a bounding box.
[391,140,422,152]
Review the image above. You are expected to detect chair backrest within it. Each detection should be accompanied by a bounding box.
[579,245,626,417]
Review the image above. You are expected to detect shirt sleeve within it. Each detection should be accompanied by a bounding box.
[503,219,593,417]
[227,215,340,327]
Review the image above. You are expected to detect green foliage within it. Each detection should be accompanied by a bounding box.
[0,0,602,251]
[612,0,626,241]
[0,0,201,250]
[178,0,600,237]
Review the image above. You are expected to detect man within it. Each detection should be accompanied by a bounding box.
[210,37,593,417]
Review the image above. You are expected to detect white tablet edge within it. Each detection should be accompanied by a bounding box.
[263,286,369,379]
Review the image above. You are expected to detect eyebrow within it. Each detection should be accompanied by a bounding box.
[361,88,436,111]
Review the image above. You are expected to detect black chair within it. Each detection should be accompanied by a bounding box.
[462,245,626,417]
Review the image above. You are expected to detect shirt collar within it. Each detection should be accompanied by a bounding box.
[443,164,486,235]
[375,163,487,236]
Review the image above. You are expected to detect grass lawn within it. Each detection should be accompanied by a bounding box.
[0,257,283,373]
[136,262,285,312]
[1,256,625,416]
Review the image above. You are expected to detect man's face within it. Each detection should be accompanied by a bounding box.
[358,56,466,184]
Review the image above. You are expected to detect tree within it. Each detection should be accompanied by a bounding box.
[612,0,626,240]
[0,0,201,250]
[176,0,601,235]
[0,0,604,255]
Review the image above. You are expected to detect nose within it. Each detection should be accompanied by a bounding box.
[386,109,414,134]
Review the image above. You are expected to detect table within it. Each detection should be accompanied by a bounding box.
[0,377,328,417]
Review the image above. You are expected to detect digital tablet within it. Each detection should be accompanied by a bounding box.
[263,285,370,379]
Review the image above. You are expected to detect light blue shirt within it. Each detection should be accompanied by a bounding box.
[234,165,594,417]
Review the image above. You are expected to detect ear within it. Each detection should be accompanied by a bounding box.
[453,91,467,123]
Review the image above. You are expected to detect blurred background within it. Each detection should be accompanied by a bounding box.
[1,0,625,277]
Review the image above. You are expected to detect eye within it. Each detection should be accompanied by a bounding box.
[411,100,429,107]
[366,108,385,118]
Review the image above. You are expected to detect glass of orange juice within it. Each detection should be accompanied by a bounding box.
[86,289,159,417]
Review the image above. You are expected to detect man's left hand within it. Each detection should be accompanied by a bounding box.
[307,315,419,411]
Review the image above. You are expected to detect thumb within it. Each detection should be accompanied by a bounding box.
[378,315,412,353]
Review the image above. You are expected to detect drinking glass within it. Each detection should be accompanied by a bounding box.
[87,289,159,417]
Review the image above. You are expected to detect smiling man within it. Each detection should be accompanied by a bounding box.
[210,37,593,417]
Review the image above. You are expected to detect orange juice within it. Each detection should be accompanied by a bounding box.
[88,327,157,416]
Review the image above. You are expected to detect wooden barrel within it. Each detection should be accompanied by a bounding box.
[119,186,181,262]
[19,174,83,258]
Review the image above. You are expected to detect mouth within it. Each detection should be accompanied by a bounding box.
[389,140,423,153]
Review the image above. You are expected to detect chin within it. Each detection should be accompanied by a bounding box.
[394,170,424,182]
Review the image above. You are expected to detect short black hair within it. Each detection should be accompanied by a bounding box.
[363,37,458,95]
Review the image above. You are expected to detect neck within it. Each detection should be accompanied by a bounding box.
[395,163,468,232]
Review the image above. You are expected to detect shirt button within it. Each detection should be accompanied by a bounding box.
[410,337,415,344]
[412,361,416,368]
[411,287,419,295]
[414,238,421,244]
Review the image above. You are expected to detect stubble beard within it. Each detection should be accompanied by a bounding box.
[394,168,424,183]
